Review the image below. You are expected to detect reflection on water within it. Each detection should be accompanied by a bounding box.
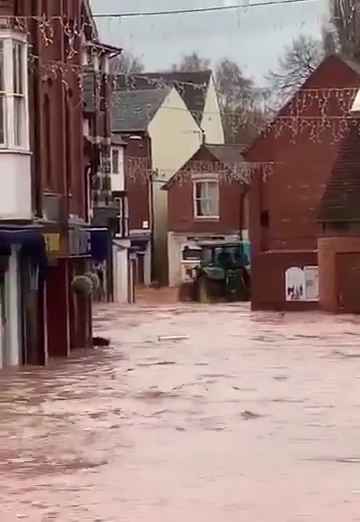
[1,303,360,520]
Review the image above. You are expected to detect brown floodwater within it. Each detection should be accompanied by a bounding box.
[1,302,360,521]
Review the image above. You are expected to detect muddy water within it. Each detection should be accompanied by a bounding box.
[2,303,360,521]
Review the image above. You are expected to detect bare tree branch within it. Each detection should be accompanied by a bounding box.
[330,0,360,60]
[266,34,323,107]
[171,53,211,72]
[110,51,145,76]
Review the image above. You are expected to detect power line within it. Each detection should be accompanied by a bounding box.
[93,0,317,19]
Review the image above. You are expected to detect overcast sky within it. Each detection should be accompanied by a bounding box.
[90,0,329,85]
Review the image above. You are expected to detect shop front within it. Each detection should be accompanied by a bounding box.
[0,226,47,369]
[44,226,93,358]
[88,227,112,302]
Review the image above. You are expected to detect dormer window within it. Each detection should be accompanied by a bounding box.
[0,33,28,151]
[192,174,220,220]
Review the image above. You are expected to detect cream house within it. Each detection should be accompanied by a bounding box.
[134,70,225,146]
[112,71,224,284]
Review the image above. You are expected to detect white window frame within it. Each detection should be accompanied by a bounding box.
[193,174,220,220]
[101,55,110,74]
[111,146,125,192]
[111,147,120,174]
[0,31,29,152]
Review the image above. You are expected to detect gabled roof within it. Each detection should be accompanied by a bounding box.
[81,1,121,54]
[244,54,360,160]
[112,88,171,132]
[111,134,127,146]
[205,144,247,164]
[116,71,212,125]
[163,143,246,190]
[318,123,360,223]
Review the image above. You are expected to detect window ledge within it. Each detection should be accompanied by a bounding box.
[194,216,220,221]
[43,191,61,197]
[0,148,31,155]
[192,173,219,181]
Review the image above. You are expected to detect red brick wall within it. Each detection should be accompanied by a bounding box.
[248,56,360,258]
[247,56,360,310]
[34,0,85,219]
[251,251,318,311]
[318,235,360,313]
[168,148,246,235]
[10,0,86,220]
[122,133,151,231]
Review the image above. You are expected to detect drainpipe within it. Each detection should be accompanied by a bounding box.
[202,129,206,145]
[30,9,42,218]
[239,187,246,242]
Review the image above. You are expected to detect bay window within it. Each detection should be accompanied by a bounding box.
[0,34,28,150]
[0,41,5,145]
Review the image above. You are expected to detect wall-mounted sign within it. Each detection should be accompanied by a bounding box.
[43,233,61,255]
[285,266,319,302]
[69,229,91,256]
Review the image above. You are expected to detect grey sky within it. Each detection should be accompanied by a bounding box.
[90,0,329,85]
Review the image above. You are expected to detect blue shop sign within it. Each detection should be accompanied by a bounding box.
[88,228,110,262]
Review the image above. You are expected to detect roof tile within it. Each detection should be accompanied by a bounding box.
[319,123,360,223]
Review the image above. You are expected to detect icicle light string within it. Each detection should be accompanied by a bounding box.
[25,57,360,141]
[27,61,360,115]
[125,157,277,185]
[29,63,360,119]
[11,18,360,141]
[0,1,322,24]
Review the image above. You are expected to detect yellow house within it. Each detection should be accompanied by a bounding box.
[112,71,224,284]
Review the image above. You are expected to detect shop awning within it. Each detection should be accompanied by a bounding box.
[0,226,46,262]
[87,227,111,262]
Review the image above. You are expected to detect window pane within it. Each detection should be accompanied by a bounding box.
[0,95,4,144]
[207,182,218,199]
[13,42,24,95]
[208,197,218,216]
[194,180,219,216]
[112,149,119,173]
[195,182,203,199]
[14,97,23,146]
[0,42,4,92]
[207,182,219,215]
[203,199,212,215]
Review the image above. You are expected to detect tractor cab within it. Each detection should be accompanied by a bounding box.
[195,240,251,302]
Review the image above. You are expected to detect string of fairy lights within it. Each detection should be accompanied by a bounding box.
[124,156,277,185]
[2,12,360,186]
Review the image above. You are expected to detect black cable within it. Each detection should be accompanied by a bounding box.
[93,0,317,19]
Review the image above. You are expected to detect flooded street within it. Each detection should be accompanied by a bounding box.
[2,303,360,521]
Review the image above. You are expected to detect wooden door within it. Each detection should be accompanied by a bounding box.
[336,253,360,313]
[136,254,145,286]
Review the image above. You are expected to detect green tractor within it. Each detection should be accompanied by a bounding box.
[194,240,251,303]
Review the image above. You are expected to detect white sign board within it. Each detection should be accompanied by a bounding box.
[285,266,319,302]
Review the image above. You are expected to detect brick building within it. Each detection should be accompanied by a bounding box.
[81,2,124,302]
[0,0,106,366]
[246,55,360,311]
[164,144,249,287]
[112,72,224,286]
[318,122,360,313]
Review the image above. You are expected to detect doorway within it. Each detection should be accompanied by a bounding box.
[0,273,6,368]
[136,254,145,286]
[336,252,360,313]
